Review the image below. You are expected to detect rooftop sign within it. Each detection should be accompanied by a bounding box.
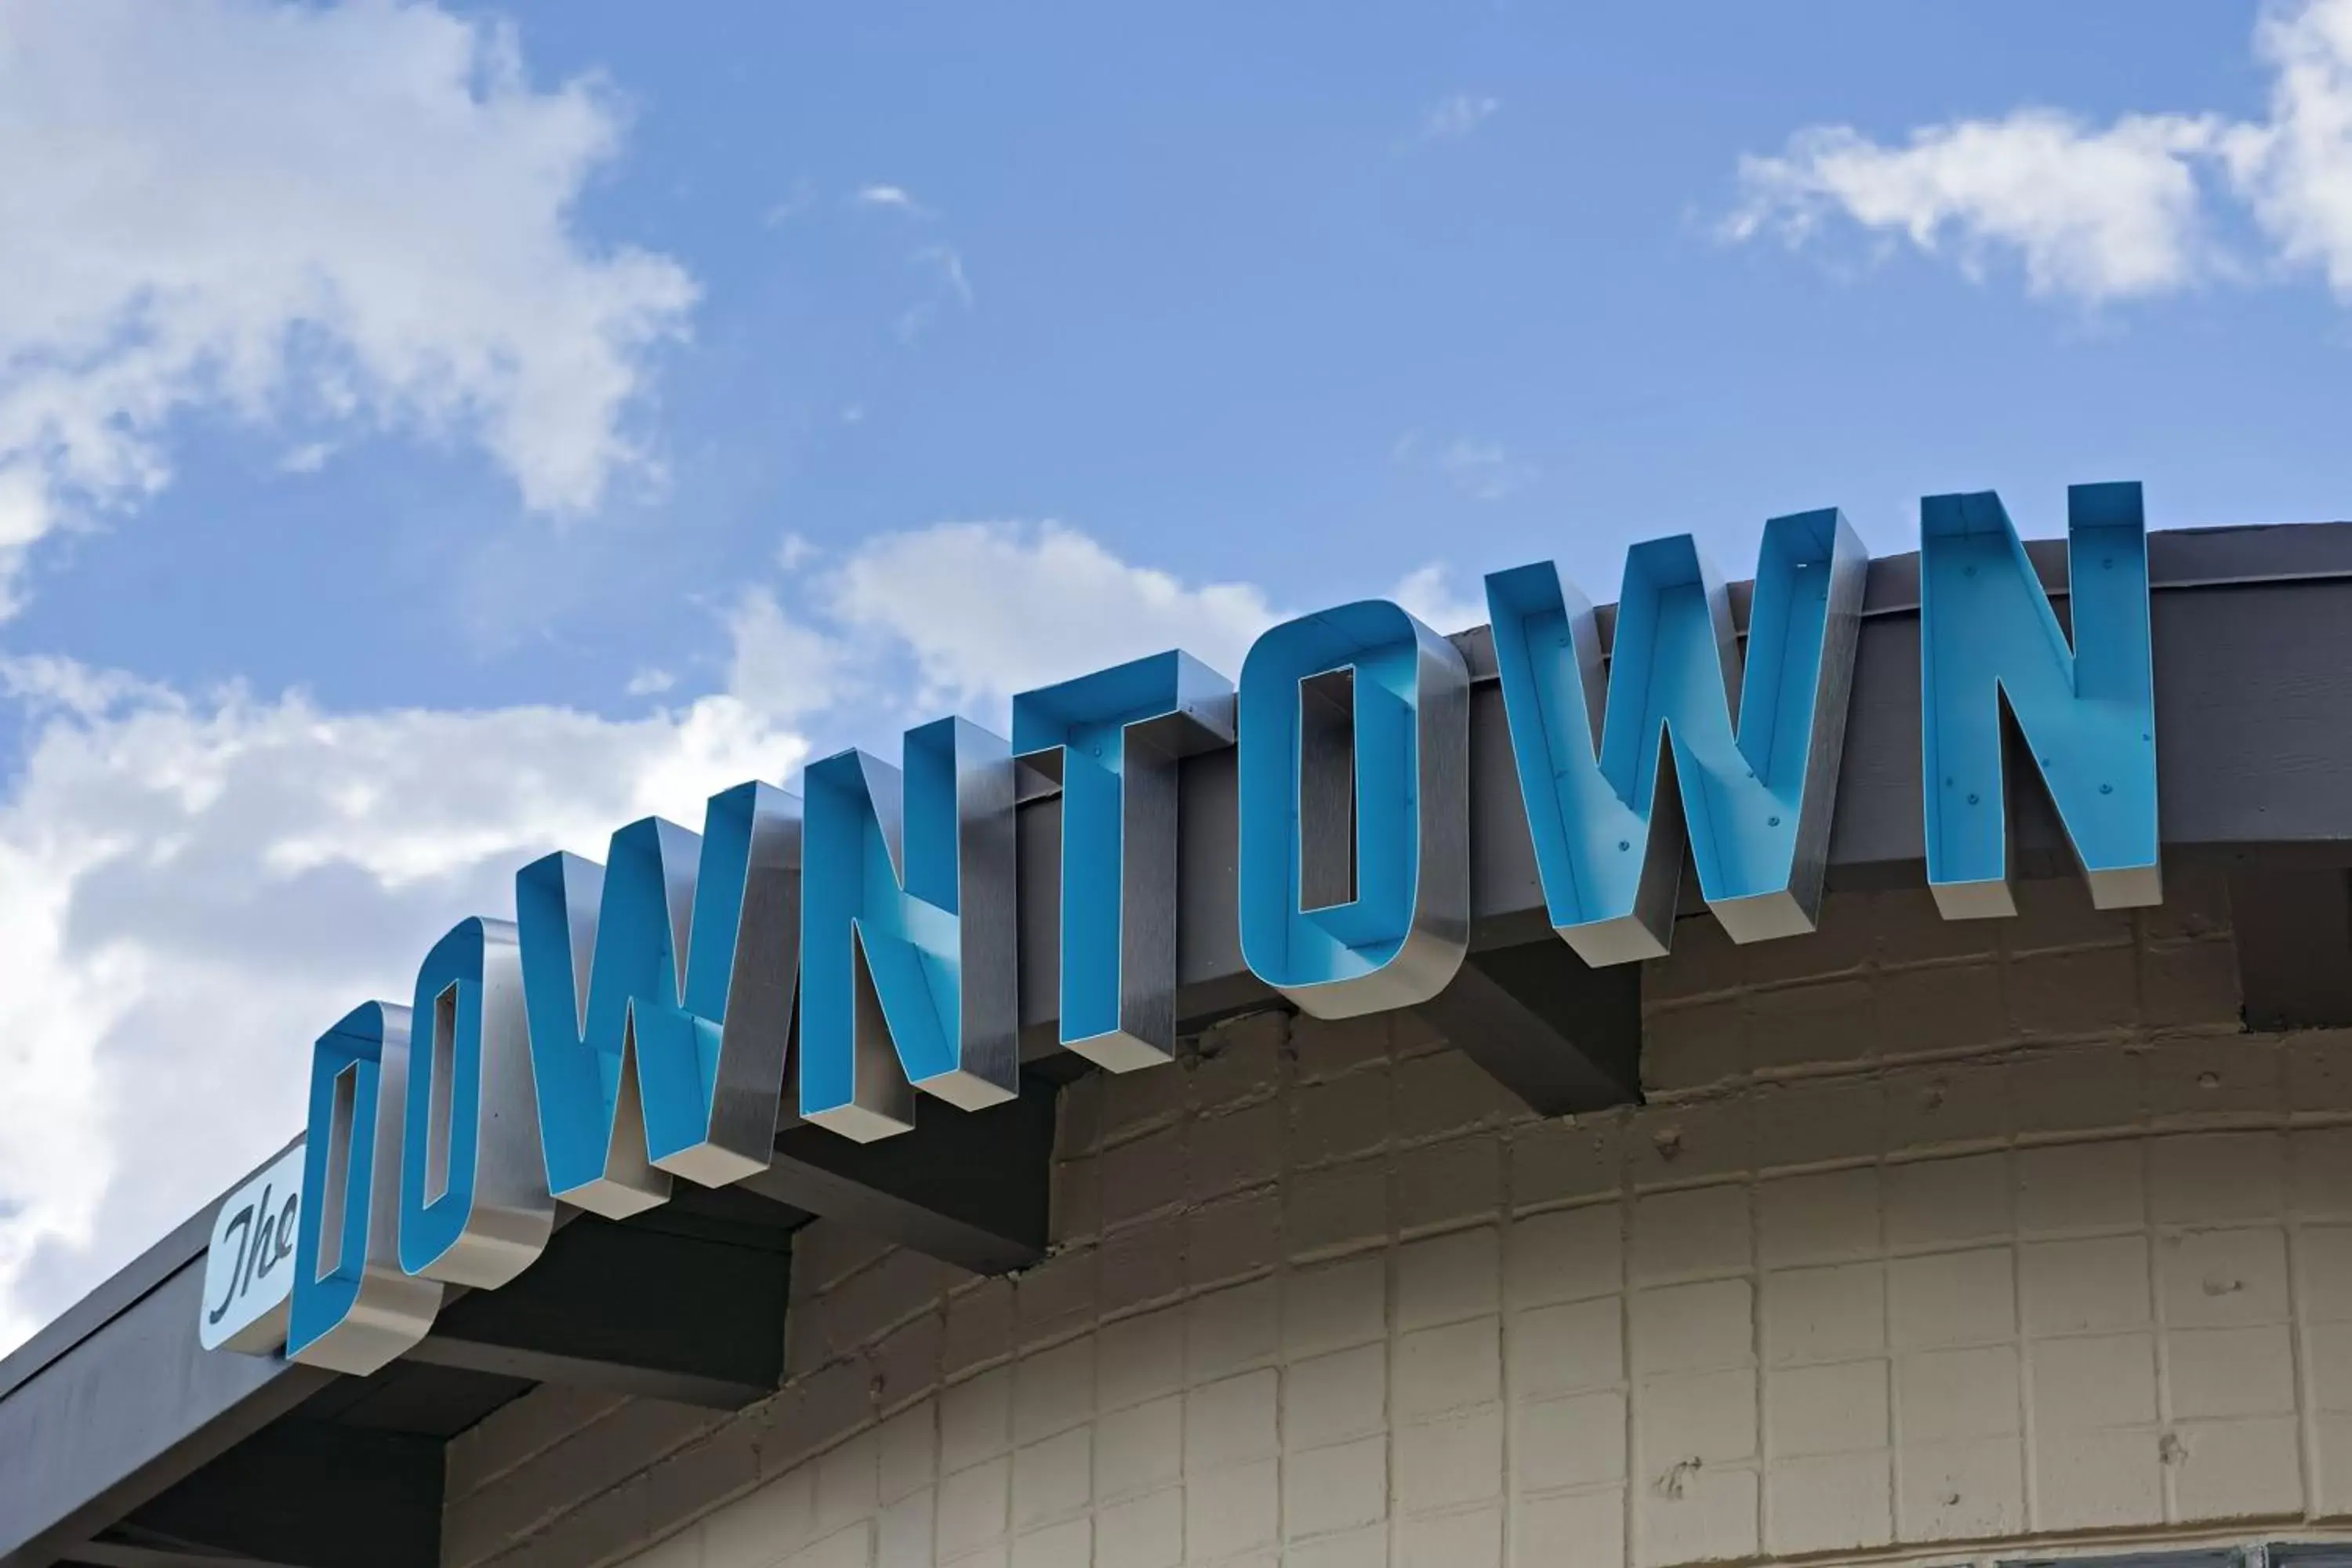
[215,484,2164,1372]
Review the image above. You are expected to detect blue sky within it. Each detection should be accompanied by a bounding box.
[2,0,2349,1346]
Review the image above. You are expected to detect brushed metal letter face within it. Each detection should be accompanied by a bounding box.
[1920,481,2161,918]
[1013,650,1236,1072]
[288,1002,444,1375]
[1236,600,1469,1019]
[1484,510,1870,966]
[397,916,554,1287]
[514,780,804,1220]
[800,717,1018,1141]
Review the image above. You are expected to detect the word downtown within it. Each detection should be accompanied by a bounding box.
[229,484,2162,1373]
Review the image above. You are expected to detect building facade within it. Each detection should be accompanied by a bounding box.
[440,873,2351,1568]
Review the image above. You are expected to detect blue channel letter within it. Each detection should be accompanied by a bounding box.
[397,916,553,1289]
[515,779,804,1219]
[1484,512,1869,965]
[287,1002,443,1374]
[1013,650,1236,1071]
[800,717,1018,1141]
[1236,601,1470,1018]
[1920,482,2161,917]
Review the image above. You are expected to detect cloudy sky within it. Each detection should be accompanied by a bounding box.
[4,0,2352,1350]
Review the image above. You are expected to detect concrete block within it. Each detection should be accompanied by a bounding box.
[2031,1425,2161,1531]
[2029,1332,2157,1429]
[1094,1395,1181,1503]
[1635,1369,1756,1469]
[2149,1131,2284,1225]
[1289,1157,1392,1260]
[786,1522,873,1568]
[877,1490,934,1568]
[1882,1059,2011,1153]
[1393,1406,1505,1512]
[942,1277,1016,1381]
[1513,1489,1623,1568]
[1187,1278,1279,1383]
[1292,1066,1394,1168]
[1397,1225,1501,1330]
[2165,1324,2296,1418]
[1516,1392,1626,1492]
[1101,1214,1187,1319]
[877,1400,937,1505]
[1286,1434,1390,1539]
[1399,1504,1503,1568]
[1762,1263,1883,1367]
[1286,1255,1388,1359]
[1748,978,1872,1073]
[1011,1428,1090,1530]
[2170,1414,2305,1522]
[2294,1125,2352,1219]
[1889,1247,2015,1349]
[2010,1044,2144,1138]
[1014,1338,1095,1444]
[1098,1306,1184,1413]
[1396,1135,1504,1236]
[1885,1153,2009,1250]
[1635,1461,1755,1568]
[2008,947,2140,1036]
[941,1367,1011,1472]
[1190,1101,1280,1200]
[1508,1204,1623,1311]
[1894,1436,2023,1542]
[1632,1279,1751,1377]
[1011,1517,1091,1568]
[1185,1370,1279,1472]
[1292,1522,1389,1568]
[1396,1048,1530,1142]
[1627,1099,1754,1190]
[1513,1119,1624,1210]
[1764,1359,1887,1457]
[1095,1486,1182,1568]
[1631,1186,1750,1286]
[1755,1170,1876,1269]
[813,1430,878,1534]
[2158,1226,2290,1328]
[1764,1450,1892,1555]
[935,1455,1010,1560]
[1895,1347,2020,1443]
[1754,1076,1883,1171]
[1287,1342,1388,1450]
[1871,962,2009,1059]
[1186,1188,1283,1290]
[1512,1298,1623,1401]
[1182,1455,1278,1559]
[2020,1235,2151,1335]
[2016,1142,2144,1236]
[1105,1122,1189,1229]
[1395,1318,1502,1418]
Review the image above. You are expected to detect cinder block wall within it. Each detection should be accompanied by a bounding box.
[444,869,2352,1568]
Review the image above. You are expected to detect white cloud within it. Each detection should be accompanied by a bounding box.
[825,522,1282,714]
[1420,93,1501,143]
[853,184,931,216]
[1729,112,2221,300]
[2226,0,2352,294]
[1439,437,1541,501]
[0,0,695,610]
[1390,564,1488,635]
[1728,0,2352,307]
[624,666,675,696]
